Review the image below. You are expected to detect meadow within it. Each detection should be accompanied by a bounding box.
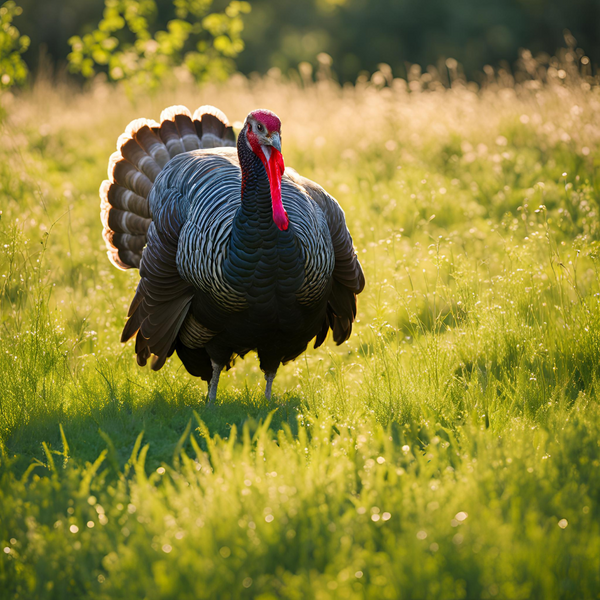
[1,53,600,598]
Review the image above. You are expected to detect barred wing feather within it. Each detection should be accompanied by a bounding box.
[286,169,365,345]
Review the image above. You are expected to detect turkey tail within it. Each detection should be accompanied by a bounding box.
[100,105,235,270]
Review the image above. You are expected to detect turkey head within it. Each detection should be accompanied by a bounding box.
[241,109,288,231]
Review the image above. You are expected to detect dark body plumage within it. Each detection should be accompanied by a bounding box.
[101,105,364,397]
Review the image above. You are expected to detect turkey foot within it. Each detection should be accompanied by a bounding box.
[265,371,277,400]
[208,360,224,404]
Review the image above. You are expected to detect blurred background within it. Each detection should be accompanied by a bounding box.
[13,0,600,83]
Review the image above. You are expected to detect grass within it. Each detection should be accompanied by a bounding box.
[1,53,600,598]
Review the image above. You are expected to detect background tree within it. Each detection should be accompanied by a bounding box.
[0,0,29,89]
[13,0,600,82]
[67,0,250,87]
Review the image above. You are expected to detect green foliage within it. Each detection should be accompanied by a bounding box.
[3,410,599,599]
[236,0,600,82]
[1,53,600,596]
[15,0,600,84]
[67,0,250,88]
[0,1,29,90]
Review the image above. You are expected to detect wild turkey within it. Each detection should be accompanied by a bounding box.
[101,105,365,402]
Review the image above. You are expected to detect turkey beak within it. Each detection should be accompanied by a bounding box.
[269,132,282,153]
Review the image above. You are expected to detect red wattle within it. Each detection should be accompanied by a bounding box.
[263,148,288,231]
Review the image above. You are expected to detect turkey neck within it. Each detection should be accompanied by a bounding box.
[236,127,279,231]
[221,128,304,304]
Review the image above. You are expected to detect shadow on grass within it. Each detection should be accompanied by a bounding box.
[4,387,303,478]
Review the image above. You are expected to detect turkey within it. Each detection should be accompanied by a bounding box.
[101,104,365,402]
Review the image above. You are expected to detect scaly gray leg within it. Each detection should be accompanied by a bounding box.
[265,371,277,400]
[207,360,223,404]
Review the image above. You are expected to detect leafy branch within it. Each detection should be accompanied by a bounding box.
[0,1,29,90]
[68,0,250,88]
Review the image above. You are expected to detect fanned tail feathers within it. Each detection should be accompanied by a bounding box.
[102,104,234,373]
[100,104,235,270]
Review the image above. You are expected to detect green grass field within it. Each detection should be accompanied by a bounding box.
[1,62,600,598]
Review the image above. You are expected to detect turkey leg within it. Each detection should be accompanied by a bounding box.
[208,360,224,404]
[265,371,277,400]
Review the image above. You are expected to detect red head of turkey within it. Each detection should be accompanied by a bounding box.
[100,105,365,402]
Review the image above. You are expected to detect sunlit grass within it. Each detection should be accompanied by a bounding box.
[1,51,600,597]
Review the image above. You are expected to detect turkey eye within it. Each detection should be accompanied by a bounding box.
[257,123,264,132]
